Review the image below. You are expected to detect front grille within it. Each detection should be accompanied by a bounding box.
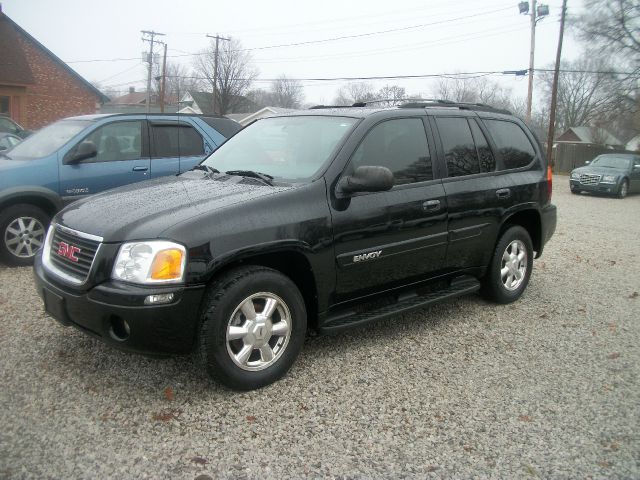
[580,174,600,185]
[49,226,100,282]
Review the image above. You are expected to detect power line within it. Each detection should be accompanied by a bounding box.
[64,5,515,64]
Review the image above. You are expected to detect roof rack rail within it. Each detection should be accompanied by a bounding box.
[309,104,363,109]
[399,100,511,115]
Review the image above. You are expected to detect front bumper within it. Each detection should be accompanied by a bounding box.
[34,253,205,355]
[569,179,619,195]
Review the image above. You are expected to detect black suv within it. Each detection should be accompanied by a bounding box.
[34,102,557,390]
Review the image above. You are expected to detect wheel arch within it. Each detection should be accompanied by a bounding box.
[0,188,62,219]
[499,208,542,258]
[205,249,319,329]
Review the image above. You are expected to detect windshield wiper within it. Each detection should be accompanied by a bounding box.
[191,164,220,174]
[226,170,274,186]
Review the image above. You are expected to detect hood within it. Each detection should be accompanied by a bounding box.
[56,172,293,242]
[572,165,627,176]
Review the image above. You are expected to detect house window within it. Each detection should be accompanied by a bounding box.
[0,96,10,115]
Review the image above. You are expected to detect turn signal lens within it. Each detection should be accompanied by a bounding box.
[150,249,184,280]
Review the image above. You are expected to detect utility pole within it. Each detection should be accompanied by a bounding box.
[159,42,168,113]
[546,0,568,165]
[518,1,548,122]
[141,30,165,113]
[206,34,230,115]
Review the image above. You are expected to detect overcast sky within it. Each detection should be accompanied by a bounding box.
[2,0,585,105]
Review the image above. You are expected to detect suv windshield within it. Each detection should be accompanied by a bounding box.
[591,155,632,170]
[7,120,91,159]
[202,116,358,181]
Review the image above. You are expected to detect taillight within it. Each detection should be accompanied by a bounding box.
[547,165,553,201]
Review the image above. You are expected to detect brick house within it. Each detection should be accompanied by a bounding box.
[0,5,108,129]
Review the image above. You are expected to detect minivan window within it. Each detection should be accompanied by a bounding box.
[151,124,204,158]
[85,121,143,162]
[350,118,432,185]
[484,120,536,170]
[8,120,90,159]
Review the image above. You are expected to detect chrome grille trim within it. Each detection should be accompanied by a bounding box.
[579,174,600,186]
[42,224,103,286]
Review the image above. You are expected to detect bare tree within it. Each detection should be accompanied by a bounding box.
[153,62,203,103]
[572,0,639,72]
[538,56,633,137]
[434,77,521,113]
[193,38,258,114]
[269,75,304,108]
[376,85,407,106]
[334,82,377,105]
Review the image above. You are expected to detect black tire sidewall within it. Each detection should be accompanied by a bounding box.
[483,226,533,304]
[0,204,50,266]
[200,267,307,390]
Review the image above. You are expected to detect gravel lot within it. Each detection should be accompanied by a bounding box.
[1,182,639,479]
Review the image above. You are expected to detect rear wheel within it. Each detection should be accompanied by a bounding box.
[199,266,307,390]
[618,179,628,199]
[0,204,49,266]
[481,226,533,304]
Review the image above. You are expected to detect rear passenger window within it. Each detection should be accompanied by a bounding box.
[151,124,204,158]
[436,117,482,177]
[350,118,432,185]
[483,120,536,170]
[469,120,495,172]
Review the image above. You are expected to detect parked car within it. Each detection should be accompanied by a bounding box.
[0,113,241,265]
[34,102,556,390]
[0,132,22,151]
[0,114,32,139]
[569,153,640,198]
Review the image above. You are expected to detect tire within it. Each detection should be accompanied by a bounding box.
[0,204,50,266]
[199,266,307,390]
[571,188,581,195]
[481,225,533,304]
[617,179,629,199]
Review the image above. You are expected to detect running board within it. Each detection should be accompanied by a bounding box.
[319,276,481,335]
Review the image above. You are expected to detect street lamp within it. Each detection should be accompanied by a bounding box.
[518,1,549,121]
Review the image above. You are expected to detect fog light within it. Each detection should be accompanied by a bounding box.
[144,293,175,305]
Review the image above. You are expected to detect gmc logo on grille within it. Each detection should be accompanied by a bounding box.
[57,242,81,263]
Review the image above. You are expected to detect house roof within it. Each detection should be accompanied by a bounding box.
[237,106,296,125]
[557,126,623,146]
[0,9,109,102]
[626,134,640,152]
[107,91,148,105]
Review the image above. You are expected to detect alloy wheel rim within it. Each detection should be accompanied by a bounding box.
[621,182,628,197]
[500,240,527,291]
[4,217,46,258]
[226,292,292,371]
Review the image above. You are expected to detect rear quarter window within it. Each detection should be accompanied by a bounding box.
[483,120,536,170]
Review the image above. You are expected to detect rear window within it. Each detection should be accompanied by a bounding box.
[483,120,536,170]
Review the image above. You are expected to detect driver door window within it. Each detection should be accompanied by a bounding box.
[350,118,433,185]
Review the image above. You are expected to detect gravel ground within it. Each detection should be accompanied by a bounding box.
[1,182,639,479]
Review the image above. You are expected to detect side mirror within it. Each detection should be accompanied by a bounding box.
[337,165,394,196]
[0,145,6,152]
[67,140,97,164]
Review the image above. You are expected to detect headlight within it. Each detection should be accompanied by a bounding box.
[112,240,186,284]
[570,171,580,179]
[601,175,617,184]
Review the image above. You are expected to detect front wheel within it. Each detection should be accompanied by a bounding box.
[0,204,50,266]
[481,226,533,304]
[199,266,307,390]
[618,179,629,199]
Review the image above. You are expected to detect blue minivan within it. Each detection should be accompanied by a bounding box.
[0,113,241,265]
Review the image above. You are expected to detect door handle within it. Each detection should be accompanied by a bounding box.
[496,188,511,199]
[423,199,441,211]
[132,166,149,172]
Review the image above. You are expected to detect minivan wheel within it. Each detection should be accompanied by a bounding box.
[481,225,533,304]
[199,266,307,390]
[0,204,49,266]
[617,179,628,199]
